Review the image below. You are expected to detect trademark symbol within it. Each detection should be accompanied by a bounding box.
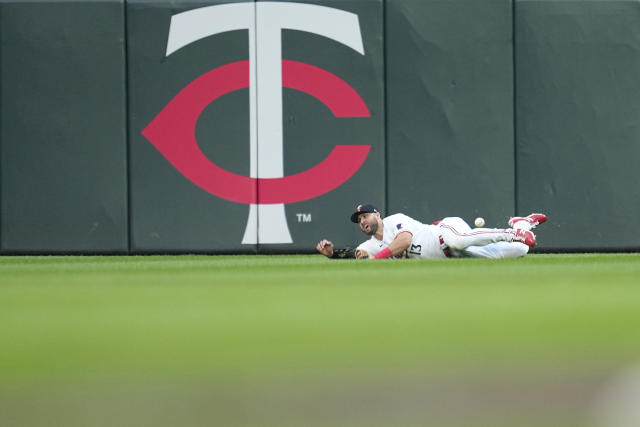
[296,213,312,223]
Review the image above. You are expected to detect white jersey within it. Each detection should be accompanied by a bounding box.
[356,213,445,259]
[355,214,530,260]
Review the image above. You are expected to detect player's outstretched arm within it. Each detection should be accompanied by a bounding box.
[374,231,412,259]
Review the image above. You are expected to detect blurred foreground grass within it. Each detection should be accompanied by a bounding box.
[1,254,639,426]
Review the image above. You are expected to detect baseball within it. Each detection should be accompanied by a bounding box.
[474,217,485,228]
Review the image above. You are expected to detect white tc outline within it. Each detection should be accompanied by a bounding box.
[166,2,364,244]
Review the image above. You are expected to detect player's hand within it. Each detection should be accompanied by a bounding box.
[355,249,372,259]
[316,239,334,257]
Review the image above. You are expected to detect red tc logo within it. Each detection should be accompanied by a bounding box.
[142,2,370,243]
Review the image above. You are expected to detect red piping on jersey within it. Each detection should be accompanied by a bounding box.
[439,236,452,258]
[439,223,500,237]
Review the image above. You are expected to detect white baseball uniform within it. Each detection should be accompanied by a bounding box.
[356,214,529,259]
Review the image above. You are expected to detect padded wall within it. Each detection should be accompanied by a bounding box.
[127,0,257,253]
[385,0,515,229]
[274,0,385,252]
[515,0,640,250]
[0,0,128,253]
[128,0,384,253]
[2,0,639,253]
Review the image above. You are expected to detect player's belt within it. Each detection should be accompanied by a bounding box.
[439,235,452,258]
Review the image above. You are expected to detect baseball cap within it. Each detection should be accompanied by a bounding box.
[350,203,379,223]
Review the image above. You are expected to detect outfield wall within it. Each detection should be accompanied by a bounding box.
[1,0,638,254]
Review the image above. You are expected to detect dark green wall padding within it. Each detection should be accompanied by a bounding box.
[0,0,128,253]
[127,0,257,253]
[385,0,515,229]
[1,0,638,253]
[515,0,640,250]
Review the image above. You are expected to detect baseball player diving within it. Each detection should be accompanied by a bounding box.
[316,204,547,260]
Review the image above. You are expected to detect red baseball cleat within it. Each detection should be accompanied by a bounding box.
[510,229,537,247]
[509,213,547,229]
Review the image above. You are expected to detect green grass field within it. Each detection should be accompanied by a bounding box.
[1,253,640,426]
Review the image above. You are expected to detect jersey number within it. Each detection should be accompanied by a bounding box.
[408,244,422,255]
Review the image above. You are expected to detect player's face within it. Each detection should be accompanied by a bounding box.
[358,212,379,236]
